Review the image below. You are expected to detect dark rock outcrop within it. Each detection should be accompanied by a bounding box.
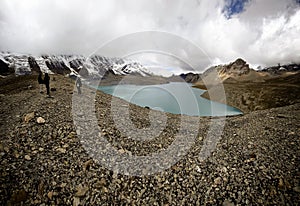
[0,59,11,75]
[179,72,200,83]
[44,57,71,75]
[69,59,84,70]
[28,56,41,74]
[101,69,116,79]
[77,66,89,77]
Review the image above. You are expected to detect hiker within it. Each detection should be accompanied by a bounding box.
[76,77,82,94]
[44,73,50,96]
[38,72,44,93]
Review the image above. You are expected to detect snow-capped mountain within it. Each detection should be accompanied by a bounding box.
[0,52,153,78]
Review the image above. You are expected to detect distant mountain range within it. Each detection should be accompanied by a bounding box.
[1,52,299,84]
[0,52,152,78]
[180,58,300,85]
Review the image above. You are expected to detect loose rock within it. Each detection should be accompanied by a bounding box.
[24,155,31,160]
[37,117,45,124]
[75,185,89,197]
[24,112,35,123]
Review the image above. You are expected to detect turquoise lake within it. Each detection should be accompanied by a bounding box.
[97,82,242,116]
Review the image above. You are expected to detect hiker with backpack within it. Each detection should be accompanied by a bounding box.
[76,77,82,94]
[38,72,44,93]
[44,73,51,97]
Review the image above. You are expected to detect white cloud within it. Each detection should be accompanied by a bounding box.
[0,0,299,74]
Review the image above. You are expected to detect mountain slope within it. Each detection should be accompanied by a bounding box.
[179,58,300,88]
[192,59,300,113]
[201,58,270,84]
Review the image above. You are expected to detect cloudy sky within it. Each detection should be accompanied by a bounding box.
[0,0,300,74]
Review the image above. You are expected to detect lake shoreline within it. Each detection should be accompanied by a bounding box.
[96,82,243,117]
[193,78,300,113]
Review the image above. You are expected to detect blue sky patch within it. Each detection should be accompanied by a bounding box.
[223,0,251,18]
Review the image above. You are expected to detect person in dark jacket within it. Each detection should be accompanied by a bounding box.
[75,77,82,94]
[38,72,44,93]
[44,73,50,96]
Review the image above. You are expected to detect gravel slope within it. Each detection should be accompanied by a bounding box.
[0,75,299,205]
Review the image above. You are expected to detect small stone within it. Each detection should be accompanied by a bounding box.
[24,112,35,123]
[9,189,28,204]
[293,186,300,193]
[112,172,118,179]
[101,187,108,193]
[75,185,89,197]
[94,178,107,188]
[37,117,46,124]
[47,191,53,199]
[24,155,31,160]
[38,180,45,196]
[277,114,289,118]
[62,144,69,148]
[221,167,227,173]
[222,199,234,206]
[195,165,201,172]
[278,178,284,189]
[118,148,125,154]
[83,159,93,172]
[245,157,256,163]
[73,197,80,206]
[4,146,9,153]
[270,186,277,196]
[14,151,20,158]
[56,147,66,153]
[77,112,84,117]
[214,177,222,185]
[67,132,76,138]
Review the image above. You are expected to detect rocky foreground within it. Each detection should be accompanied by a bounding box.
[0,75,299,205]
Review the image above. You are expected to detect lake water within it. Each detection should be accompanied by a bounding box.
[98,82,242,116]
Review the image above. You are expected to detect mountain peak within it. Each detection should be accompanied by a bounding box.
[232,58,246,66]
[218,58,251,76]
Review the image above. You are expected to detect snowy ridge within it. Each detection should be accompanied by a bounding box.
[33,57,53,74]
[3,53,30,75]
[0,52,153,78]
[112,60,151,76]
